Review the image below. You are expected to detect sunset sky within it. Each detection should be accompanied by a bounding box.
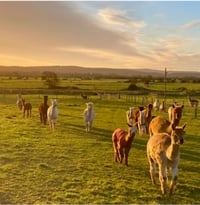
[0,1,200,71]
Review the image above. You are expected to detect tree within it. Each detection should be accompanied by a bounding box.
[42,71,59,88]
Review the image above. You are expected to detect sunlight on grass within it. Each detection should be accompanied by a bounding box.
[0,94,199,204]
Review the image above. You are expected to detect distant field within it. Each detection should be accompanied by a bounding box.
[1,77,200,93]
[0,93,199,204]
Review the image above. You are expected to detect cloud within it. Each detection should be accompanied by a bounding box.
[98,8,146,30]
[0,2,141,59]
[180,20,200,29]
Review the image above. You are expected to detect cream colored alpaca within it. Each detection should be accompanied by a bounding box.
[47,99,58,129]
[147,123,186,195]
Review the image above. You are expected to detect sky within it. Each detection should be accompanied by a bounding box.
[0,1,200,71]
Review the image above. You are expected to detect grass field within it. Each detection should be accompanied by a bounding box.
[0,92,200,204]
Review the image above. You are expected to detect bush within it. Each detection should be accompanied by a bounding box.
[127,83,140,90]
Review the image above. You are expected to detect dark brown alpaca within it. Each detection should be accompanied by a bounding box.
[188,96,198,107]
[22,99,32,118]
[38,96,49,125]
[112,124,137,166]
[81,93,88,100]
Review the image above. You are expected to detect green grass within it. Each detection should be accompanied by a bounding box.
[0,93,200,204]
[1,77,200,93]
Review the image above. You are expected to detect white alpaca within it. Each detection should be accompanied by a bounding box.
[47,99,58,129]
[138,109,146,136]
[83,102,95,132]
[153,98,160,112]
[168,102,178,122]
[16,94,23,110]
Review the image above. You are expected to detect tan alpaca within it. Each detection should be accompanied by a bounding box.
[149,105,184,137]
[147,123,186,195]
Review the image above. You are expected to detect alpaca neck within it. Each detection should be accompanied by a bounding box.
[125,134,134,142]
[87,108,92,118]
[166,124,173,134]
[166,141,180,161]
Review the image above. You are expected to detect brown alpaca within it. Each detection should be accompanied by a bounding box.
[38,96,49,125]
[22,99,32,118]
[112,124,137,166]
[188,96,198,107]
[81,93,88,100]
[149,105,184,136]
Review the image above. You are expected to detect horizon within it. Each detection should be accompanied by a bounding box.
[0,1,200,72]
[0,64,200,74]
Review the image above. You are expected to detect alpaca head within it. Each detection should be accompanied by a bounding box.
[86,102,93,109]
[171,105,184,126]
[171,123,187,145]
[51,99,57,107]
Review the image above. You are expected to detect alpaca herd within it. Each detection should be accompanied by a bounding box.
[16,94,188,195]
[116,101,186,195]
[16,94,58,130]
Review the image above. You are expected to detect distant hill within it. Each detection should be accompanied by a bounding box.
[0,65,199,78]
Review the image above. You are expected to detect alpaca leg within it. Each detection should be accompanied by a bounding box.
[89,121,93,132]
[88,122,91,132]
[169,166,178,195]
[118,148,124,163]
[51,119,55,129]
[40,113,43,123]
[85,121,88,132]
[159,164,168,194]
[124,148,130,166]
[113,143,118,163]
[149,158,156,185]
[49,120,51,128]
[115,150,120,163]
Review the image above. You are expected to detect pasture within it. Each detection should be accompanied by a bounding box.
[0,79,200,204]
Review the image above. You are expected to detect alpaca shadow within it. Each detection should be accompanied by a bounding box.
[61,122,112,142]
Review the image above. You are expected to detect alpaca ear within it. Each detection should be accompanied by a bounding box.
[127,123,132,128]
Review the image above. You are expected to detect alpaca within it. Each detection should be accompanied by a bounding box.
[133,106,144,125]
[83,102,95,132]
[159,101,165,112]
[147,123,186,194]
[134,104,153,136]
[39,95,49,125]
[138,109,146,136]
[112,123,137,166]
[47,99,58,129]
[81,93,88,100]
[126,107,135,126]
[168,102,178,123]
[149,105,184,137]
[153,99,160,112]
[16,94,23,110]
[188,96,198,108]
[22,99,32,118]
